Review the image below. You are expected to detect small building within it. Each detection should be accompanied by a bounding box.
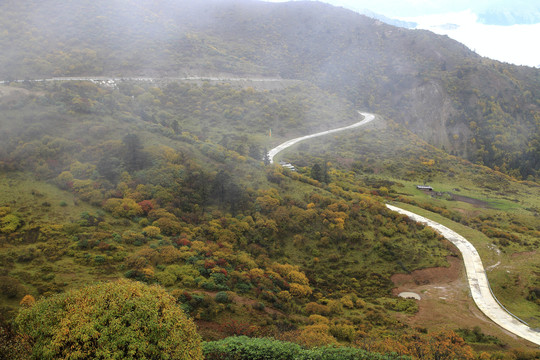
[416,185,433,191]
[279,161,296,171]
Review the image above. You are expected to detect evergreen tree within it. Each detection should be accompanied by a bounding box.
[263,148,271,165]
[171,119,180,133]
[97,156,123,183]
[311,162,329,183]
[322,161,330,183]
[249,144,261,160]
[211,170,231,204]
[311,163,323,182]
[122,133,149,172]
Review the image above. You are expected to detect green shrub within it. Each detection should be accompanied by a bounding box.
[93,255,106,265]
[383,298,418,314]
[455,326,503,345]
[142,225,161,238]
[203,336,411,360]
[203,336,302,360]
[0,276,26,299]
[155,271,177,287]
[329,323,356,342]
[215,291,230,303]
[0,214,22,234]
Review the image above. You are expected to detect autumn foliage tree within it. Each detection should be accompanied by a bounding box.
[19,294,36,308]
[15,280,202,360]
[103,198,143,218]
[356,330,475,360]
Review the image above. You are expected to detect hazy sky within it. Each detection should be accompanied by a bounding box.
[263,0,540,67]
[264,0,537,18]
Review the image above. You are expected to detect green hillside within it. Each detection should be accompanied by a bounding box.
[1,76,539,357]
[0,0,539,358]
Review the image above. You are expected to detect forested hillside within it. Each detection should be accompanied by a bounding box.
[1,0,538,179]
[0,79,460,357]
[1,0,539,359]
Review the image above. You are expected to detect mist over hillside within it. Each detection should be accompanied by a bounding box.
[1,0,538,179]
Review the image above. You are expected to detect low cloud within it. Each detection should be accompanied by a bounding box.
[401,10,540,67]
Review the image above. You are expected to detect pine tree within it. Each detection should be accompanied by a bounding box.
[263,148,271,165]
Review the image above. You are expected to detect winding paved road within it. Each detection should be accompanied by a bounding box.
[266,111,540,346]
[386,205,540,346]
[268,112,375,163]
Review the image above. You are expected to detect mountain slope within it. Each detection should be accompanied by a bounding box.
[1,78,539,355]
[189,1,539,178]
[1,1,540,356]
[1,0,538,179]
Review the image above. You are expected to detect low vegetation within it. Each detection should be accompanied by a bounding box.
[0,79,538,358]
[0,0,538,357]
[203,336,410,360]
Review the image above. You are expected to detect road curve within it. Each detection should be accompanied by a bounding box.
[267,112,375,164]
[386,204,540,346]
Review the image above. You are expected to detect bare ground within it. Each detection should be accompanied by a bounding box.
[450,193,491,208]
[391,256,538,350]
[0,84,38,97]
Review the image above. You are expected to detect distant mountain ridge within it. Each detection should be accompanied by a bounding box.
[0,0,538,179]
[357,9,417,28]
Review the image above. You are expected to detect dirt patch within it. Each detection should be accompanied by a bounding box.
[392,256,462,289]
[449,193,491,208]
[425,190,492,208]
[510,250,537,259]
[0,85,34,97]
[391,256,469,329]
[391,256,536,349]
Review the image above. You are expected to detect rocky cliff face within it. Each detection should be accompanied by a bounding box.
[403,81,462,148]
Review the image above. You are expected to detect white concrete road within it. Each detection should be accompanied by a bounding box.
[386,204,540,347]
[0,76,297,84]
[267,112,375,164]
